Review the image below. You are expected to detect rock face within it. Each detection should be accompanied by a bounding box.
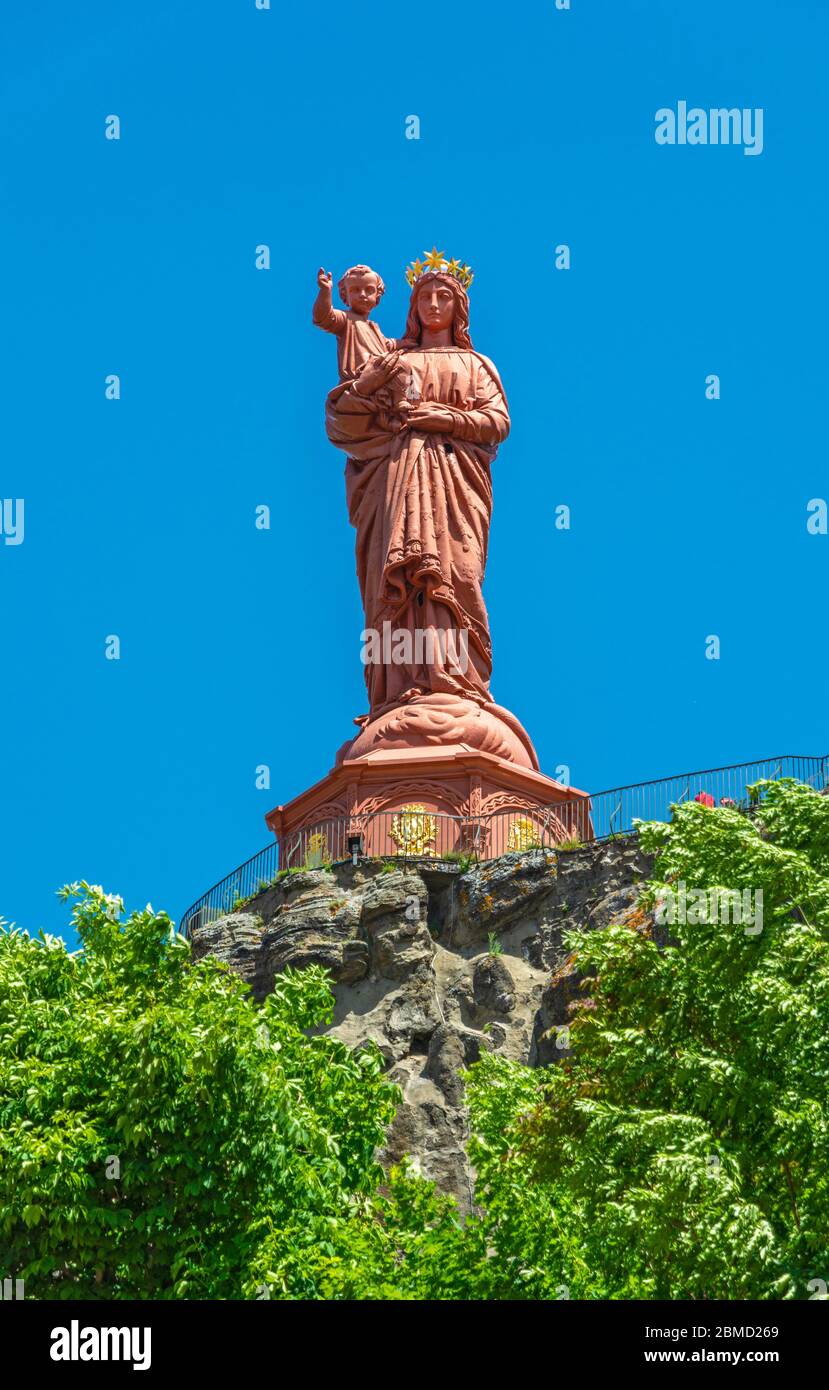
[191,837,654,1210]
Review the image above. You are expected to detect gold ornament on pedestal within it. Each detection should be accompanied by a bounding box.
[390,804,437,857]
[304,831,329,868]
[507,816,541,852]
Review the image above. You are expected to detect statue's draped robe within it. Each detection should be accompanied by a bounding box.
[325,346,510,715]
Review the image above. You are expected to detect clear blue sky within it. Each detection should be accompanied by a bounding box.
[2,0,827,947]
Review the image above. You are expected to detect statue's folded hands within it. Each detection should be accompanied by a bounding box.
[403,403,456,433]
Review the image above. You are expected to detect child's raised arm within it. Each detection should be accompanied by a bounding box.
[313,267,346,334]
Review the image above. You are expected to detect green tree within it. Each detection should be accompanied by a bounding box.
[8,780,827,1302]
[0,883,417,1299]
[465,780,829,1299]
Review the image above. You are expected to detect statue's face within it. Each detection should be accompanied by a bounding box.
[416,281,455,334]
[345,272,382,315]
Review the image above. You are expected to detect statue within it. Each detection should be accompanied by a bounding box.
[325,250,539,769]
[264,250,590,862]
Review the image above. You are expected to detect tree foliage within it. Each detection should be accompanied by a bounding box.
[464,780,829,1299]
[0,884,419,1298]
[3,779,828,1300]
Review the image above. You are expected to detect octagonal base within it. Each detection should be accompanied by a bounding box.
[265,744,591,867]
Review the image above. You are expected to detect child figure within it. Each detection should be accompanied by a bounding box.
[313,264,397,382]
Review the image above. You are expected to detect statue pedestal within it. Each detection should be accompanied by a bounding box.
[265,744,591,866]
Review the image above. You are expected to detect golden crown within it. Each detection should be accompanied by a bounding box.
[405,247,474,289]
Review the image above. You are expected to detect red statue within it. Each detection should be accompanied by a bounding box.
[325,253,538,768]
[265,253,588,861]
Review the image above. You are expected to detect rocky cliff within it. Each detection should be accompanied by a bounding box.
[191,838,654,1208]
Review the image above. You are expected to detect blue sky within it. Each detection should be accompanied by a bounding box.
[2,0,827,947]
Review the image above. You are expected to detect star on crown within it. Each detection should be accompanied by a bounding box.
[406,247,474,289]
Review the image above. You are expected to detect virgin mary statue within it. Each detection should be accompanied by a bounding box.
[325,255,539,771]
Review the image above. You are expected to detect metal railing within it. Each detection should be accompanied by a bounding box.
[586,753,828,838]
[179,753,828,937]
[181,840,280,936]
